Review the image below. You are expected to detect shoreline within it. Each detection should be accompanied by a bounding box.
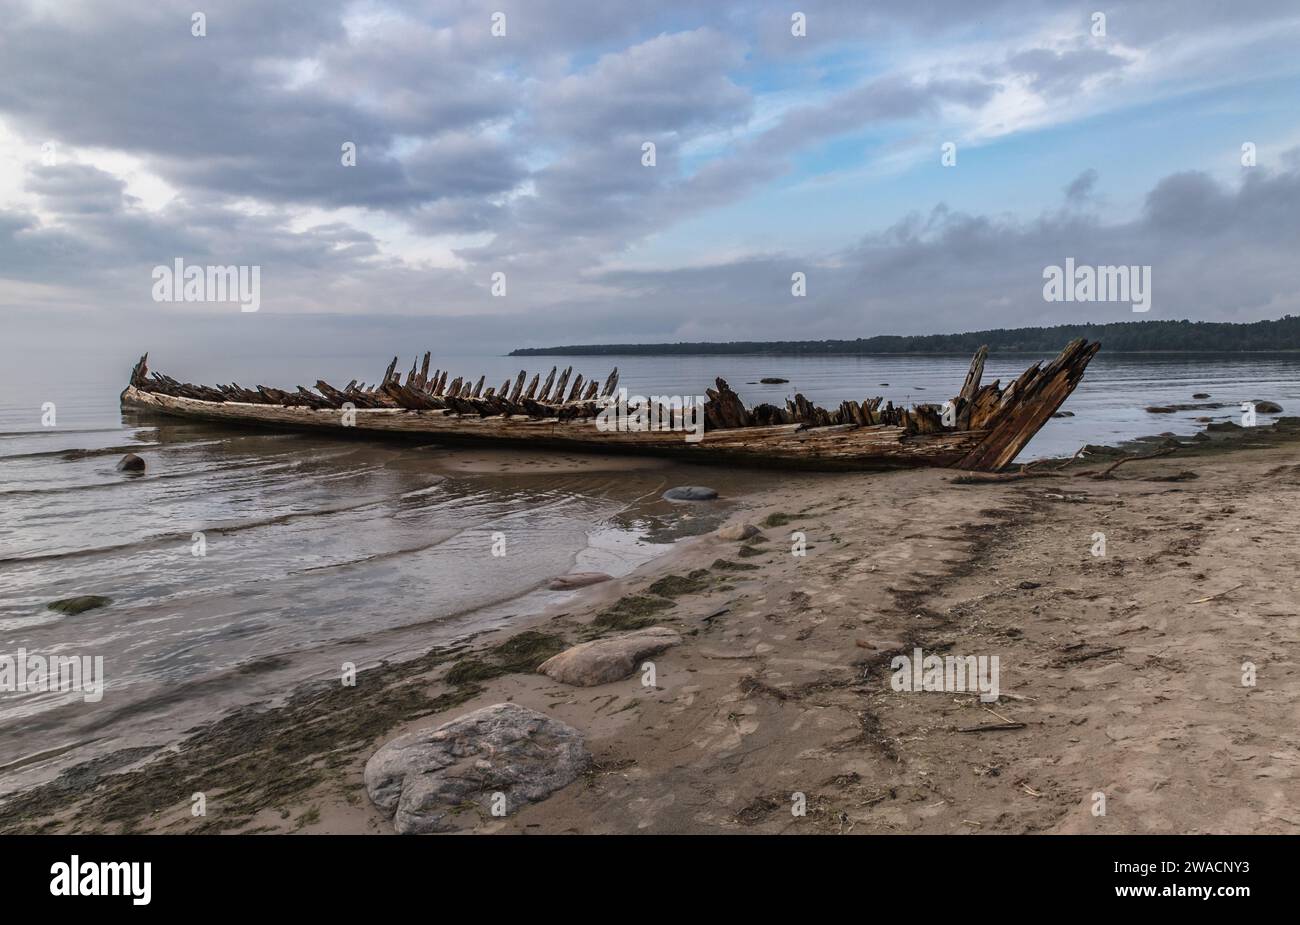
[3,419,1299,834]
[510,349,1300,358]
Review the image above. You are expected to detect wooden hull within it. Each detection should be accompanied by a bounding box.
[120,385,987,471]
[118,338,1099,472]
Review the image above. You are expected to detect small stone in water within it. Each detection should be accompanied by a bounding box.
[663,486,718,502]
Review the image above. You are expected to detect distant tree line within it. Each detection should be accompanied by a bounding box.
[508,317,1300,356]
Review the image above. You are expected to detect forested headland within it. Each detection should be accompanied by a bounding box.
[509,317,1300,356]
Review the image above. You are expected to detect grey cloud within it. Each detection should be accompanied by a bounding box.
[534,29,751,141]
[402,132,530,200]
[470,62,998,269]
[755,77,997,155]
[406,197,508,236]
[1143,171,1235,235]
[1002,47,1131,99]
[1064,168,1100,204]
[454,27,760,264]
[27,164,138,214]
[0,162,385,302]
[0,0,517,216]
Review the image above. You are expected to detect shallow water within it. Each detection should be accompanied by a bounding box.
[1,349,1296,792]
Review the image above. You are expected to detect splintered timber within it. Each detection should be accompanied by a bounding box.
[118,339,1100,472]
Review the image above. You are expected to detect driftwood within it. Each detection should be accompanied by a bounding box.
[1188,583,1245,604]
[958,704,1025,732]
[1093,446,1178,479]
[950,470,1066,485]
[956,345,987,429]
[957,722,1026,733]
[953,442,1179,484]
[1054,444,1087,470]
[120,340,1099,472]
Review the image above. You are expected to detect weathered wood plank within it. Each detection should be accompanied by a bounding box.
[551,366,572,403]
[957,339,1098,471]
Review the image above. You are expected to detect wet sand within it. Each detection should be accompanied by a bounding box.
[3,420,1299,834]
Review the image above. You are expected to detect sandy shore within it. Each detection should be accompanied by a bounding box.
[4,420,1299,835]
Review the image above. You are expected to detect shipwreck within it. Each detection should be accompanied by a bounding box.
[119,339,1099,472]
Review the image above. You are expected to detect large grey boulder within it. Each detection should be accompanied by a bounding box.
[364,703,590,833]
[538,626,682,686]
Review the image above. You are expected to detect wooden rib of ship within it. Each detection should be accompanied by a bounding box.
[119,338,1099,472]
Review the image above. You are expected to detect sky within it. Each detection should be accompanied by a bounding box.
[2,0,1300,354]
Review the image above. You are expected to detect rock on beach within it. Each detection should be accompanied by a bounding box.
[364,703,590,834]
[538,627,682,686]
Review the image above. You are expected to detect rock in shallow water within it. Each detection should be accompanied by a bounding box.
[47,595,112,615]
[364,703,590,834]
[116,453,145,472]
[662,486,718,502]
[547,572,613,591]
[538,626,682,686]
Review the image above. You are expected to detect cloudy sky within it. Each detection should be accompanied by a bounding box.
[2,0,1300,353]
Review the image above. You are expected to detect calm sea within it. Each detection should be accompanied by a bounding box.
[1,349,1297,793]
